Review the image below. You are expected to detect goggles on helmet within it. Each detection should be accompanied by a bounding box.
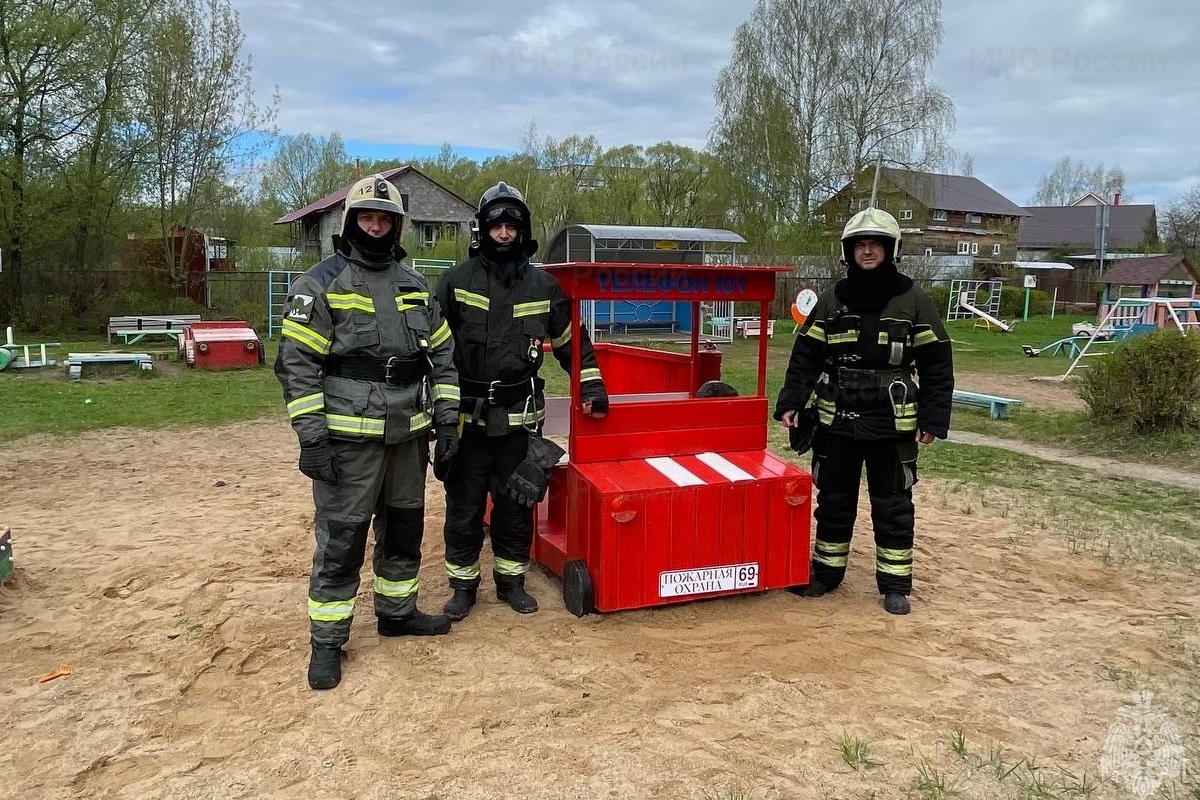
[482,202,526,226]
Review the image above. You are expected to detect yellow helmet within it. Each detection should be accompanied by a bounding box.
[341,174,406,238]
[841,207,901,264]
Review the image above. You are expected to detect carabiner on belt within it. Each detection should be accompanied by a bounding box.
[888,379,909,418]
[518,375,539,432]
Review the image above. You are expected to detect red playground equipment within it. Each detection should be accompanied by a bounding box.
[533,261,813,616]
[179,321,265,370]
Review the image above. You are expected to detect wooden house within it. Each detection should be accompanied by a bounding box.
[1018,195,1158,265]
[274,166,476,262]
[815,167,1027,274]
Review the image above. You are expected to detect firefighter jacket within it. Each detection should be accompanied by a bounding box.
[275,245,459,446]
[435,254,606,435]
[775,283,954,440]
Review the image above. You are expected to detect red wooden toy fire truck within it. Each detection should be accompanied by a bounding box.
[179,320,265,370]
[532,261,812,616]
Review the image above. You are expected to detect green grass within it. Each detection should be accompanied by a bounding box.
[946,316,1086,375]
[0,337,284,439]
[9,318,1200,481]
[835,732,883,772]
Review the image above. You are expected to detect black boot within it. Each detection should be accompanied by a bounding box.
[883,593,911,615]
[788,578,837,598]
[443,583,478,621]
[377,609,452,637]
[495,572,538,614]
[307,645,343,690]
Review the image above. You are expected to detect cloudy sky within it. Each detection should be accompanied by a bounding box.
[233,0,1199,209]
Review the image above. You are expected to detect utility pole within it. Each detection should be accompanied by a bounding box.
[1095,203,1110,280]
[869,155,883,207]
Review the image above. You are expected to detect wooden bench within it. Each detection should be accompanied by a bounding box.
[952,389,1023,420]
[66,352,155,379]
[736,318,775,339]
[3,326,60,368]
[107,315,201,344]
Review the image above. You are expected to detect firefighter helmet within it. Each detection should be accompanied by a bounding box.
[476,181,536,258]
[840,207,902,265]
[341,174,406,238]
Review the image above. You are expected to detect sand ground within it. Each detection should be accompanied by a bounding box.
[2,379,1198,799]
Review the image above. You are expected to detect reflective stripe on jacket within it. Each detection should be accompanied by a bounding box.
[274,247,458,444]
[775,284,954,439]
[435,255,606,435]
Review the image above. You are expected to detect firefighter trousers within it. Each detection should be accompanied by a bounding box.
[443,428,533,587]
[809,431,918,595]
[308,437,429,648]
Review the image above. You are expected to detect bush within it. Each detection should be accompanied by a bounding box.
[998,286,1050,319]
[926,284,1050,321]
[1075,329,1200,432]
[927,285,950,316]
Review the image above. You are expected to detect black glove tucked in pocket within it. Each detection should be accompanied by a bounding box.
[298,437,338,484]
[504,434,567,507]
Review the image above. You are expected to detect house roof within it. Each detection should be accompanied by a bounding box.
[881,167,1028,217]
[565,224,746,244]
[1018,204,1156,249]
[273,166,475,225]
[1100,255,1193,285]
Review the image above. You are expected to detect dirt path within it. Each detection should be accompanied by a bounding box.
[947,430,1200,492]
[950,370,1200,492]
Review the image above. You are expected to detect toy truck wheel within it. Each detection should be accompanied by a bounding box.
[562,559,596,617]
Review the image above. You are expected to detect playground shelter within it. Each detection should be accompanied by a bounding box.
[543,225,747,339]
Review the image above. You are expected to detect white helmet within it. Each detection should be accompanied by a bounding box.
[841,207,901,265]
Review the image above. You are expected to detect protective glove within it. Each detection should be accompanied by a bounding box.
[584,391,609,417]
[788,406,819,456]
[432,424,459,483]
[504,434,567,507]
[298,437,338,484]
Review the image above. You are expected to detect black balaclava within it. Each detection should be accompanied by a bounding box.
[834,235,912,313]
[478,201,528,283]
[345,209,399,265]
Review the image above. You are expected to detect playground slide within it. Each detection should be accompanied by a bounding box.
[959,292,1015,333]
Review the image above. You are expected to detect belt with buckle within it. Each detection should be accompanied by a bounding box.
[325,355,428,385]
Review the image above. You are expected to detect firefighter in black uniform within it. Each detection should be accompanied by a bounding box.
[276,175,461,690]
[775,207,954,615]
[436,181,608,619]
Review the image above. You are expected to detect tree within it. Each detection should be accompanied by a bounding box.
[0,0,100,314]
[518,126,602,244]
[584,144,648,225]
[1161,185,1200,258]
[61,0,157,304]
[260,132,349,213]
[827,0,954,195]
[1030,157,1126,205]
[642,143,722,228]
[135,0,275,280]
[937,147,975,176]
[710,0,952,239]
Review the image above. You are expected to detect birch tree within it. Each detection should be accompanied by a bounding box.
[711,0,952,234]
[136,0,275,279]
[1031,157,1126,205]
